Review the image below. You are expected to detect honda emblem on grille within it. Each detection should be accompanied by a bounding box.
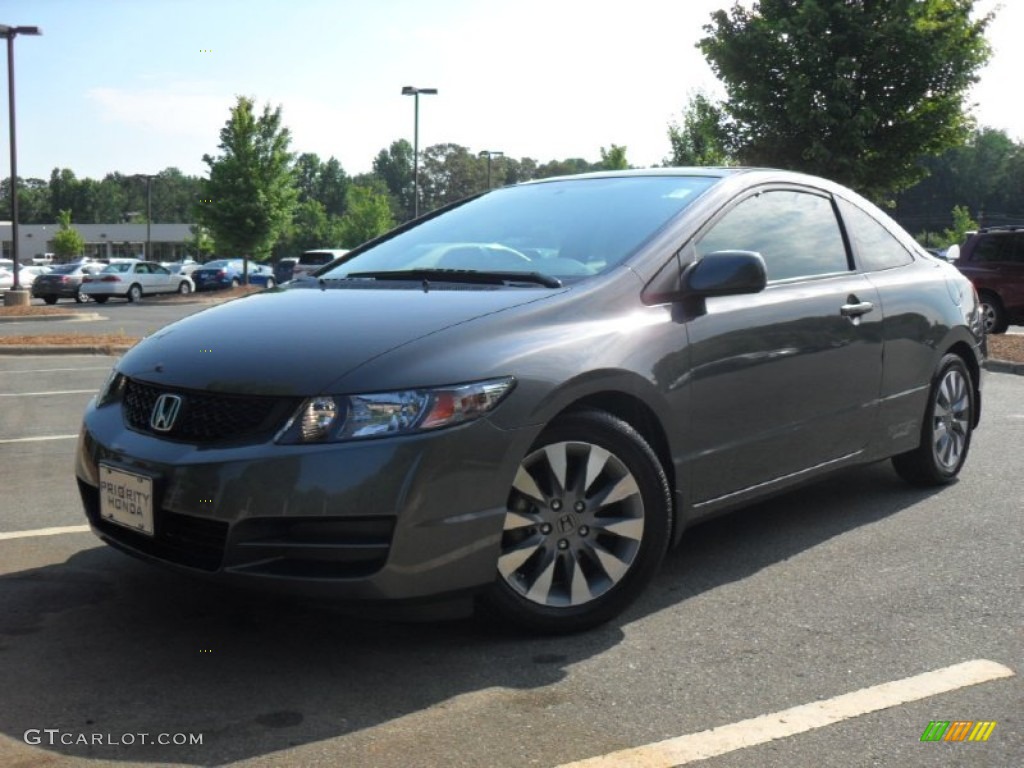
[150,394,183,432]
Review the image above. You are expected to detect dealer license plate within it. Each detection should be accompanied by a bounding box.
[98,465,155,536]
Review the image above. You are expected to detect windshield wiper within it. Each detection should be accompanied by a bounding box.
[345,269,562,288]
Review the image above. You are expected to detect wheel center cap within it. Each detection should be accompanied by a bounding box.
[556,513,576,534]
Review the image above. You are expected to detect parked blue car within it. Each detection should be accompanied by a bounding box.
[190,259,277,292]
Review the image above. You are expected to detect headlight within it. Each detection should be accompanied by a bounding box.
[276,377,515,444]
[95,369,125,407]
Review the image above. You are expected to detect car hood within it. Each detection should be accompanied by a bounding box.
[117,285,563,395]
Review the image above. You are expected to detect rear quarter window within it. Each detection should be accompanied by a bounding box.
[837,198,914,271]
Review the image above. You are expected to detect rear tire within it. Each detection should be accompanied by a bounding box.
[42,296,58,305]
[74,291,87,303]
[93,296,109,304]
[178,281,191,294]
[481,409,672,634]
[892,354,975,486]
[127,283,142,302]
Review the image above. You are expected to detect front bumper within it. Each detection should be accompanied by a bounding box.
[75,396,535,604]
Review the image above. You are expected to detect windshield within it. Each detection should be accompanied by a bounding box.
[320,176,717,281]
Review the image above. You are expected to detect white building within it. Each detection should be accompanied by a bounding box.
[0,222,195,263]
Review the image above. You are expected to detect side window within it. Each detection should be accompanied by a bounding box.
[974,233,1024,264]
[837,198,914,271]
[696,189,849,281]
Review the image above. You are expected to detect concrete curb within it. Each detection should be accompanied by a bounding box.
[0,345,133,356]
[983,359,1024,376]
[0,312,104,323]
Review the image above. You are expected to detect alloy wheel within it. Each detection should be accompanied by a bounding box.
[931,367,970,471]
[499,440,645,608]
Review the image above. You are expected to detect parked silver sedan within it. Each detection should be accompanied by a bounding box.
[81,260,194,303]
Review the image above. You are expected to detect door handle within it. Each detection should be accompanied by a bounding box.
[840,301,874,318]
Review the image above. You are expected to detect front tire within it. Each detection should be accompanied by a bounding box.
[481,410,672,634]
[93,296,108,304]
[892,353,975,486]
[42,296,58,305]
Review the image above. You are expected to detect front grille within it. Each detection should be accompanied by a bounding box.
[123,378,296,444]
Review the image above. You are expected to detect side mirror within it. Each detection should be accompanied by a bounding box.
[682,250,767,297]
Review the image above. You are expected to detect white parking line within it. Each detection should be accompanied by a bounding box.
[0,525,91,541]
[0,390,96,397]
[0,434,78,444]
[557,659,1015,768]
[1,366,111,374]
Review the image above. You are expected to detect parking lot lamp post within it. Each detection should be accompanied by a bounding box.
[131,174,154,259]
[1,24,41,302]
[478,150,504,190]
[401,86,437,218]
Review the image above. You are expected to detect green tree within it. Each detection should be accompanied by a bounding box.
[183,224,216,261]
[372,139,415,222]
[599,144,630,170]
[48,168,80,220]
[317,157,349,217]
[337,183,395,248]
[667,92,732,166]
[894,127,1024,234]
[698,0,993,201]
[942,204,978,245]
[534,158,595,179]
[0,177,51,224]
[420,143,485,212]
[199,96,297,280]
[52,209,85,259]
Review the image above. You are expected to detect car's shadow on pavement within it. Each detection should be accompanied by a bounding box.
[0,460,943,765]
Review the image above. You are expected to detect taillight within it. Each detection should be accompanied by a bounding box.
[216,270,226,277]
[101,275,121,283]
[60,276,70,283]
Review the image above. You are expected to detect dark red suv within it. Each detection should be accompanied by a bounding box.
[953,225,1024,333]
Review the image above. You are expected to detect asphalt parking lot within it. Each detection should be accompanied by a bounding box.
[0,355,1020,768]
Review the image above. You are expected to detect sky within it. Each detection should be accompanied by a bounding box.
[2,0,1021,182]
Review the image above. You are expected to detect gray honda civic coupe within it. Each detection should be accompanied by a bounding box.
[75,168,984,633]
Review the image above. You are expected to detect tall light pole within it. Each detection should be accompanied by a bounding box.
[401,85,437,218]
[478,150,504,190]
[1,23,41,304]
[130,174,154,259]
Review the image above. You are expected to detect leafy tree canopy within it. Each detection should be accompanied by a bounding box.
[599,145,630,170]
[667,92,732,167]
[51,209,85,258]
[699,0,993,201]
[338,183,395,248]
[199,96,297,264]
